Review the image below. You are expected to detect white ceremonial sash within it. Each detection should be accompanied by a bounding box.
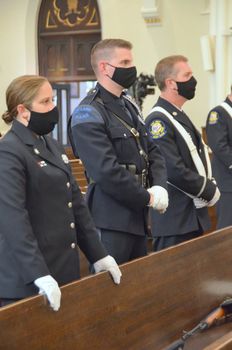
[220,102,232,117]
[148,106,212,198]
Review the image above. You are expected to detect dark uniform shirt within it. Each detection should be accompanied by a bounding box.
[69,83,167,237]
[145,97,216,237]
[0,120,106,299]
[206,97,232,192]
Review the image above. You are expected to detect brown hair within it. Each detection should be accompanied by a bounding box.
[91,38,133,74]
[2,75,48,124]
[155,55,188,91]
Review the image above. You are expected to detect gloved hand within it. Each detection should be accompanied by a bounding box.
[211,177,217,185]
[193,197,208,209]
[34,275,61,311]
[208,187,221,207]
[93,255,122,284]
[147,186,169,213]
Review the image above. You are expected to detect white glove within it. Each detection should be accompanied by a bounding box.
[147,186,169,213]
[93,255,122,284]
[193,197,208,209]
[34,275,61,311]
[208,187,221,207]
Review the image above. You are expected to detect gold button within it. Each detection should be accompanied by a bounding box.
[66,182,70,188]
[71,243,75,249]
[68,202,72,208]
[70,222,75,229]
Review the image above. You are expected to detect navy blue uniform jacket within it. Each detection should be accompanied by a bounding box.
[145,97,216,237]
[70,84,167,237]
[206,97,232,192]
[0,120,106,299]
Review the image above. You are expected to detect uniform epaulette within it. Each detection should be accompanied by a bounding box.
[85,86,99,104]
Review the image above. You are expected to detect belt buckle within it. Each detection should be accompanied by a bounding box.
[130,128,139,138]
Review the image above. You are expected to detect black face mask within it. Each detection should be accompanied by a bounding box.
[175,76,197,100]
[28,106,59,136]
[108,64,137,88]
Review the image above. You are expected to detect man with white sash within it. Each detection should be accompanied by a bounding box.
[145,55,220,251]
[206,86,232,229]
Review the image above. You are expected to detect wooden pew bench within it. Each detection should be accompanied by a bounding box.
[1,227,232,349]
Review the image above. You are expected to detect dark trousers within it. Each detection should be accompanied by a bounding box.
[216,192,232,229]
[98,229,147,264]
[153,228,203,252]
[0,298,21,307]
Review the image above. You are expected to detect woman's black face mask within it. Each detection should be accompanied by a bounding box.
[28,106,59,136]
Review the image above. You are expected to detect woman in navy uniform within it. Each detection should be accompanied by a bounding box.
[0,75,121,311]
[206,87,232,229]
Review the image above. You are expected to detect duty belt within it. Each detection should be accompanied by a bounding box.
[120,164,148,188]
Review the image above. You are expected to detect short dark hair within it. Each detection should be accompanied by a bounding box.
[91,38,133,74]
[155,55,188,91]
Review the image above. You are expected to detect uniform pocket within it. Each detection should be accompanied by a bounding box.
[108,126,134,162]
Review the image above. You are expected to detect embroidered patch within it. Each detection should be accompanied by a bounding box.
[208,111,218,125]
[149,120,167,139]
[71,105,104,127]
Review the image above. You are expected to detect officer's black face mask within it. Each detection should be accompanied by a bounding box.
[28,106,59,136]
[107,63,137,89]
[175,76,197,100]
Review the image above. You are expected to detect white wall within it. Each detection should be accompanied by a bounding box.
[0,0,231,134]
[98,0,211,130]
[0,0,40,134]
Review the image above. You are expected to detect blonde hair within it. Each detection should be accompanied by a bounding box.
[2,75,48,124]
[91,38,133,75]
[155,55,188,91]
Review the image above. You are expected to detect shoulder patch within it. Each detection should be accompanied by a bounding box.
[149,120,167,139]
[71,104,104,127]
[208,111,218,125]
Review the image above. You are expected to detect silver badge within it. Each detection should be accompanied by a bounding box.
[34,148,40,155]
[61,154,69,164]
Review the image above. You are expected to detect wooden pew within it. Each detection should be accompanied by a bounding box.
[69,159,88,193]
[1,227,232,349]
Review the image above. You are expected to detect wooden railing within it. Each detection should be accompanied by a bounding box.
[1,227,232,349]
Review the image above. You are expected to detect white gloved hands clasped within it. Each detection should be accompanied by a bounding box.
[194,187,221,209]
[147,186,169,213]
[193,197,208,209]
[34,275,61,311]
[93,255,122,284]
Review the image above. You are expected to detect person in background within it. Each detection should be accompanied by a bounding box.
[145,55,220,251]
[69,39,168,264]
[206,85,232,229]
[0,75,121,311]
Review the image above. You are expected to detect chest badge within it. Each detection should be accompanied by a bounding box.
[61,154,69,164]
[34,148,40,155]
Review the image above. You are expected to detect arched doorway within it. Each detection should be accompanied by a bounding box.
[38,0,101,145]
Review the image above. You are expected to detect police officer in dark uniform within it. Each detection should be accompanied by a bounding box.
[206,86,232,229]
[145,55,220,251]
[0,75,121,310]
[69,39,168,264]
